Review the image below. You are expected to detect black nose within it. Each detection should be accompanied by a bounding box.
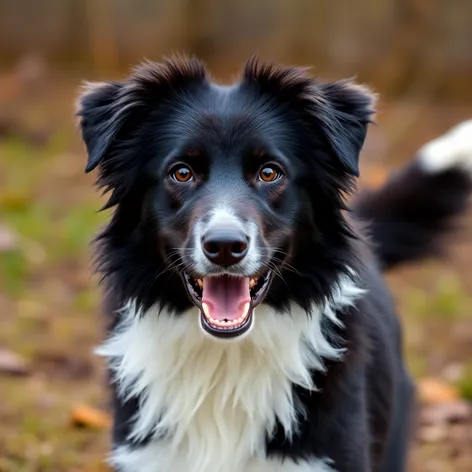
[202,228,249,266]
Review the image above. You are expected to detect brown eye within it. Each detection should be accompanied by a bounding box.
[259,166,282,182]
[171,166,193,183]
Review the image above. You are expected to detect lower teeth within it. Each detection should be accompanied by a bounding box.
[202,302,250,329]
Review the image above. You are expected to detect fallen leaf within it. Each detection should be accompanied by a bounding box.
[441,363,464,383]
[418,377,460,404]
[36,351,93,380]
[71,404,112,430]
[421,401,472,425]
[0,224,18,253]
[361,165,388,188]
[0,347,30,376]
[419,424,448,443]
[0,191,31,211]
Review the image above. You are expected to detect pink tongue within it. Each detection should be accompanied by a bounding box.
[202,276,251,321]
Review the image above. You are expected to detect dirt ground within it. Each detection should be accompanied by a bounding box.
[0,71,471,472]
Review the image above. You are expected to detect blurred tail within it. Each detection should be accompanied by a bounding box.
[353,120,472,271]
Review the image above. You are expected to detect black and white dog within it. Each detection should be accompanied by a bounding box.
[77,56,472,472]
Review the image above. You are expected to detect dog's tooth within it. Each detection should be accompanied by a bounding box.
[197,278,203,289]
[203,306,249,329]
[242,302,250,318]
[202,303,211,319]
[249,278,257,289]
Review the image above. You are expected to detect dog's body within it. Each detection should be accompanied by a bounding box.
[77,57,472,472]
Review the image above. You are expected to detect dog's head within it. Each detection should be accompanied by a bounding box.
[77,56,374,340]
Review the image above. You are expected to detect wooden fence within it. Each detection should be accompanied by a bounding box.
[0,0,471,100]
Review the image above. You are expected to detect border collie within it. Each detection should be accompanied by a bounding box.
[77,56,472,472]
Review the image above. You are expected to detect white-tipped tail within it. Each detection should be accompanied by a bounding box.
[353,120,472,270]
[419,120,472,175]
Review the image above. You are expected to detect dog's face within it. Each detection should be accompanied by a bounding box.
[147,87,305,338]
[78,57,374,340]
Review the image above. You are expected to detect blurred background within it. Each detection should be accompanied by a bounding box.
[0,0,471,471]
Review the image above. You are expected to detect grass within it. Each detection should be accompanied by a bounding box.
[0,135,106,300]
[0,129,110,470]
[0,86,471,471]
[404,274,470,320]
[456,362,472,401]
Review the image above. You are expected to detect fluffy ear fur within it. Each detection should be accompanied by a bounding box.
[76,56,207,174]
[76,81,124,173]
[77,56,374,182]
[243,58,376,176]
[316,80,376,176]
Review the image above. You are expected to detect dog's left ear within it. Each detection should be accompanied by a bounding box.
[315,80,376,177]
[243,59,376,177]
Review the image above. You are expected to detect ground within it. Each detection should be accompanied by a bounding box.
[0,72,471,472]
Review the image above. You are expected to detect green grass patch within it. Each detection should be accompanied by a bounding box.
[403,274,470,320]
[456,362,472,401]
[0,249,29,298]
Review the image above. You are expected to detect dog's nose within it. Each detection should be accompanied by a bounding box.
[202,228,249,266]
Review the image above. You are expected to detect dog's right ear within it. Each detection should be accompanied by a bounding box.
[76,81,125,173]
[77,56,208,175]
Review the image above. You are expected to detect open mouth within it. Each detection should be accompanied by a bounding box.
[184,271,272,339]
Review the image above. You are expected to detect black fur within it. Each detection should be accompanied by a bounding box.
[353,159,472,270]
[77,56,471,472]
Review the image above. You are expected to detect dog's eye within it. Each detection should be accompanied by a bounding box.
[171,166,194,183]
[258,166,282,182]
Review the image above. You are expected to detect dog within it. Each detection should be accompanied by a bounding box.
[77,56,472,472]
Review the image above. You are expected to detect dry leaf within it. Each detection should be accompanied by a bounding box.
[0,348,30,376]
[71,404,112,430]
[419,424,448,443]
[418,378,460,405]
[421,401,472,425]
[441,363,464,383]
[0,224,18,253]
[362,165,388,188]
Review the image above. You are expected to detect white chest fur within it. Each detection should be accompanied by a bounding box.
[97,276,362,472]
[112,443,335,472]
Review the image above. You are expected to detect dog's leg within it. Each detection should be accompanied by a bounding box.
[379,369,416,472]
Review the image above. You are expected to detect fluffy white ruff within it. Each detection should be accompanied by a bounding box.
[97,274,363,472]
[111,445,336,472]
[419,120,472,175]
